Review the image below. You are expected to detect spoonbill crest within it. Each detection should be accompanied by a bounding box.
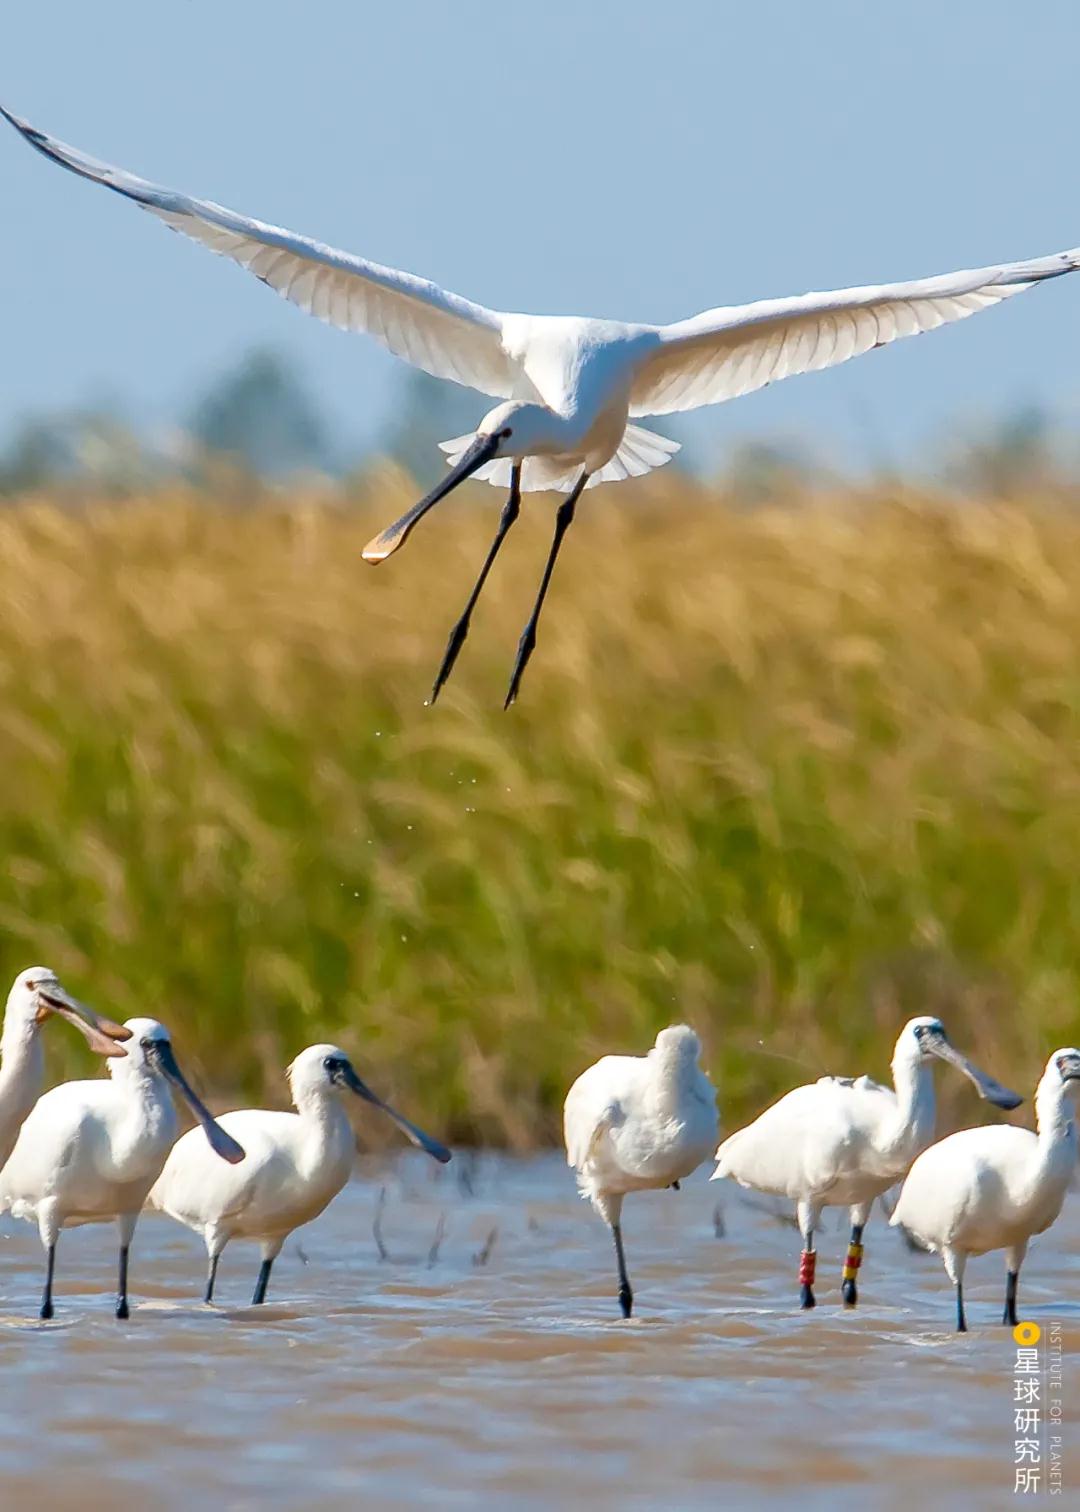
[891,1048,1080,1333]
[0,967,130,1171]
[149,1043,451,1305]
[0,1017,245,1320]
[5,104,1080,705]
[564,1025,718,1318]
[712,1018,1022,1310]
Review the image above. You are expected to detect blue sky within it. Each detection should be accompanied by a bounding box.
[4,0,1079,473]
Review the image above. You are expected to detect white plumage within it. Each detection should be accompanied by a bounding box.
[0,966,129,1172]
[0,1016,244,1319]
[564,1024,718,1317]
[891,1048,1080,1332]
[5,102,1080,705]
[149,1043,450,1305]
[712,1017,1021,1309]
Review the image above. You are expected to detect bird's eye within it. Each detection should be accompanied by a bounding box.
[26,980,38,992]
[141,1037,156,1051]
[500,427,512,439]
[323,1056,342,1073]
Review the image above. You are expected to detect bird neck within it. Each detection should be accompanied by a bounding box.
[0,1014,44,1122]
[994,1074,1078,1216]
[110,1067,179,1169]
[886,1052,936,1153]
[293,1088,355,1173]
[1031,1073,1078,1174]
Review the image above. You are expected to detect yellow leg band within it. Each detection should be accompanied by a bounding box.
[842,1243,864,1282]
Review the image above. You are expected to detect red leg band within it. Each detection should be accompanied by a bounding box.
[799,1249,816,1286]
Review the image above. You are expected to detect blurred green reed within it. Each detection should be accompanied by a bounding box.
[1,469,1078,1147]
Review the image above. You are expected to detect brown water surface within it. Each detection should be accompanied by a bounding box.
[1,1154,1075,1509]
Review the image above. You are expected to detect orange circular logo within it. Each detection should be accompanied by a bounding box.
[1013,1321,1041,1346]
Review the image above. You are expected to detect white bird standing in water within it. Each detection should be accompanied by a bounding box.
[891,1048,1080,1333]
[0,967,130,1171]
[712,1018,1021,1310]
[0,1017,245,1319]
[149,1044,450,1306]
[5,105,1080,706]
[564,1025,718,1318]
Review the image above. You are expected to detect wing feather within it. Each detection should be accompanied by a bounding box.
[1,104,523,399]
[631,248,1080,416]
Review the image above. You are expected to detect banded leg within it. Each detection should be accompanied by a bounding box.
[841,1204,869,1307]
[796,1199,821,1310]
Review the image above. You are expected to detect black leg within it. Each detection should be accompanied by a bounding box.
[612,1222,633,1319]
[116,1244,130,1320]
[1003,1269,1019,1327]
[956,1282,967,1333]
[40,1243,56,1321]
[205,1253,220,1305]
[841,1223,864,1307]
[504,471,589,709]
[799,1234,816,1310]
[252,1258,274,1306]
[430,465,522,705]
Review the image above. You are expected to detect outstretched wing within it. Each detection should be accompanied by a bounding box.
[630,248,1080,416]
[1,104,524,399]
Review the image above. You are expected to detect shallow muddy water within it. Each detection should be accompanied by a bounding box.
[1,1152,1075,1510]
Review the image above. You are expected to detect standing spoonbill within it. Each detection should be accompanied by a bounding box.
[1,967,130,1171]
[5,106,1080,705]
[0,1018,245,1320]
[890,1048,1080,1333]
[712,1018,1022,1310]
[564,1025,718,1318]
[149,1044,450,1306]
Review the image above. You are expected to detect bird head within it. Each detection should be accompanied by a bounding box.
[5,966,129,1056]
[898,1016,1022,1109]
[288,1043,451,1163]
[1050,1047,1080,1088]
[123,1017,245,1164]
[476,401,556,457]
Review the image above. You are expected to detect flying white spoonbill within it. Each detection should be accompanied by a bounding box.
[0,966,130,1171]
[891,1048,1080,1333]
[149,1043,451,1305]
[564,1025,718,1318]
[712,1018,1021,1309]
[0,1017,245,1320]
[5,106,1080,705]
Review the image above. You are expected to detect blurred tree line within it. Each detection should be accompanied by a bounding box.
[0,347,1076,498]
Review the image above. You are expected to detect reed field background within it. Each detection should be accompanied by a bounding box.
[1,470,1079,1147]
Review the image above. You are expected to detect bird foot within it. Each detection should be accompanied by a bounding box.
[841,1279,858,1307]
[116,1298,129,1320]
[618,1285,633,1319]
[799,1286,816,1310]
[39,1300,54,1321]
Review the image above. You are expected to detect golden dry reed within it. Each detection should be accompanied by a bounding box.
[1,469,1078,1147]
